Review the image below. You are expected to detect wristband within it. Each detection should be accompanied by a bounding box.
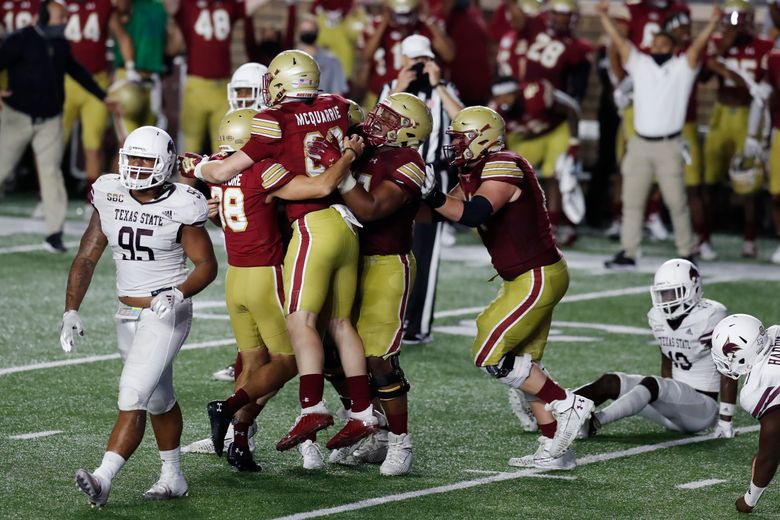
[338,174,357,194]
[744,482,766,507]
[720,402,736,417]
[193,158,208,181]
[425,189,447,209]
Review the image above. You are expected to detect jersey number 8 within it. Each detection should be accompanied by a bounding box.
[210,187,247,232]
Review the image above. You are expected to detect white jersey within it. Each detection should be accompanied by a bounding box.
[647,298,727,394]
[740,326,780,420]
[91,175,209,297]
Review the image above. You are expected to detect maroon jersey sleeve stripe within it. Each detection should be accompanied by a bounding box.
[753,386,776,418]
[758,386,780,419]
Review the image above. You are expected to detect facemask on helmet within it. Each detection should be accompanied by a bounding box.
[649,258,702,320]
[119,126,177,191]
[711,314,771,380]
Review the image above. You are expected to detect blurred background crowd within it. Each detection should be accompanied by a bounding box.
[3,0,780,267]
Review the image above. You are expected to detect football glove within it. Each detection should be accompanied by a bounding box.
[307,136,342,168]
[744,136,764,160]
[179,153,209,179]
[421,164,438,198]
[150,287,184,319]
[60,310,84,353]
[713,419,736,439]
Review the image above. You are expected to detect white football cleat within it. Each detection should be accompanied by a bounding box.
[352,429,389,464]
[604,219,621,240]
[508,436,576,471]
[75,469,111,508]
[143,471,188,500]
[328,446,359,466]
[645,213,669,241]
[212,364,235,382]
[771,245,780,265]
[696,241,719,261]
[181,437,215,454]
[298,439,325,470]
[508,388,538,432]
[380,432,413,476]
[544,391,594,458]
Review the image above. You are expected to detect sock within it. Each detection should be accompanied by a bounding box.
[93,451,126,483]
[386,412,408,435]
[299,374,325,408]
[159,447,181,475]
[536,378,567,404]
[597,384,651,426]
[346,375,371,413]
[539,421,557,439]
[232,420,250,449]
[744,222,757,242]
[233,352,243,381]
[225,388,250,415]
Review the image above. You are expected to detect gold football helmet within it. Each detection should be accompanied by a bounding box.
[108,79,150,126]
[263,50,320,107]
[217,109,257,152]
[723,0,754,27]
[347,99,366,126]
[445,106,506,167]
[364,93,432,148]
[387,0,420,25]
[729,154,765,196]
[517,0,544,16]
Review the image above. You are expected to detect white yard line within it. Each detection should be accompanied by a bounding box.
[8,430,63,440]
[676,479,728,490]
[0,338,235,377]
[271,425,760,520]
[463,469,576,481]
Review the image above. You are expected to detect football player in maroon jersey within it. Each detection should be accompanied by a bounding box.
[424,105,594,469]
[0,0,38,35]
[180,50,380,456]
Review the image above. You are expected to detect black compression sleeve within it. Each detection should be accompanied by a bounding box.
[458,195,493,227]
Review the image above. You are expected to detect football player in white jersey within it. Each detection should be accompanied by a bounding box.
[60,126,217,508]
[574,259,738,438]
[510,259,737,469]
[712,314,780,514]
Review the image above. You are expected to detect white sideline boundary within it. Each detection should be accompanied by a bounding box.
[271,425,760,520]
[0,338,235,377]
[8,430,63,440]
[676,479,727,490]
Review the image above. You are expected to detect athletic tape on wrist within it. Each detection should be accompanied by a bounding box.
[720,402,736,417]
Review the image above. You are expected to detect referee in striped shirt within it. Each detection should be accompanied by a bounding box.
[377,34,464,344]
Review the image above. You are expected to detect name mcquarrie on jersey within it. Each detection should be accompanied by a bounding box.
[90,175,209,298]
[740,326,780,420]
[648,298,727,394]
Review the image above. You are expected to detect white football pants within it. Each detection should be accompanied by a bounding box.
[115,299,192,415]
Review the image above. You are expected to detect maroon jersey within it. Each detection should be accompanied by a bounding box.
[708,34,774,104]
[209,160,292,268]
[361,18,435,96]
[353,146,425,256]
[495,17,546,80]
[521,29,592,91]
[617,1,690,53]
[241,94,352,223]
[64,0,114,74]
[176,0,243,79]
[500,79,563,139]
[0,0,37,33]
[764,50,780,130]
[458,151,560,280]
[489,1,512,43]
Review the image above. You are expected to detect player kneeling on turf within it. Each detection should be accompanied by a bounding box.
[712,314,780,514]
[571,259,737,441]
[60,126,217,507]
[424,106,594,470]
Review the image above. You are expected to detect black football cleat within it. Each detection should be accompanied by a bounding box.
[207,400,231,457]
[227,442,261,472]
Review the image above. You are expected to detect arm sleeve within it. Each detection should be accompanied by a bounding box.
[242,112,282,161]
[65,49,107,100]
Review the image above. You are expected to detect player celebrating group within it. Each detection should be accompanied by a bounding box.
[61,126,217,507]
[423,105,593,468]
[712,314,780,514]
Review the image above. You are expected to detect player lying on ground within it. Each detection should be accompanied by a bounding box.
[422,105,594,470]
[181,50,378,455]
[712,314,780,514]
[537,259,737,441]
[320,92,432,475]
[60,126,217,507]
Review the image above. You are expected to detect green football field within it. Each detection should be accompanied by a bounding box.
[1,196,780,519]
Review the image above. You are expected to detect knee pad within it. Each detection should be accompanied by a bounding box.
[639,376,660,403]
[117,386,146,412]
[482,353,532,389]
[370,355,411,400]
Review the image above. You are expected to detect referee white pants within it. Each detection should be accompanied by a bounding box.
[115,300,193,415]
[614,372,718,433]
[620,136,695,258]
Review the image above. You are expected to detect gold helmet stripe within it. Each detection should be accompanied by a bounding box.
[261,163,290,189]
[396,163,425,186]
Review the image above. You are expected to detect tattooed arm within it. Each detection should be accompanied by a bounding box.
[65,211,108,311]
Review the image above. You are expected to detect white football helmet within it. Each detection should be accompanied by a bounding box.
[119,126,177,190]
[711,314,770,379]
[650,258,702,320]
[227,62,268,112]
